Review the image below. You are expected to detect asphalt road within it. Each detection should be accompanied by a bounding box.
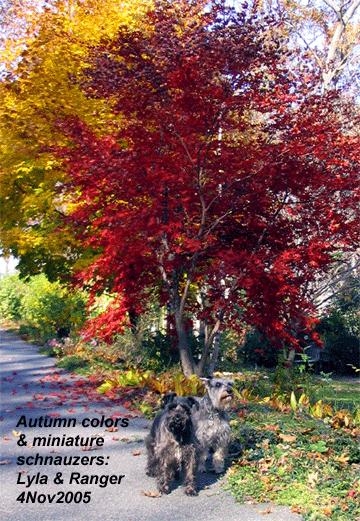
[0,329,303,521]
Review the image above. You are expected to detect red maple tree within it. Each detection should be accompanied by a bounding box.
[59,0,359,375]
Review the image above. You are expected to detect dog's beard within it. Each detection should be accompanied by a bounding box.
[213,391,233,410]
[167,415,190,435]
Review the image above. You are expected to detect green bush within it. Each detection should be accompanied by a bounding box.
[19,274,86,343]
[0,274,26,321]
[0,273,86,343]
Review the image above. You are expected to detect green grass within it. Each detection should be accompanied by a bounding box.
[314,378,360,411]
[57,355,90,372]
[56,354,119,375]
[235,368,359,413]
[227,403,360,521]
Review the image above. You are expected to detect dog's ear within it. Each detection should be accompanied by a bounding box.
[186,396,199,410]
[161,392,177,408]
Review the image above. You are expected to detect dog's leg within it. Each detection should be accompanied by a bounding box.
[197,448,208,473]
[157,452,175,494]
[145,438,157,477]
[182,445,197,496]
[212,446,226,474]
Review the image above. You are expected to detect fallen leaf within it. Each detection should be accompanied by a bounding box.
[12,430,21,437]
[323,506,333,516]
[279,434,297,443]
[258,508,272,515]
[334,453,349,464]
[264,424,280,432]
[132,450,141,456]
[307,471,319,488]
[142,490,161,498]
[105,426,118,432]
[0,460,11,465]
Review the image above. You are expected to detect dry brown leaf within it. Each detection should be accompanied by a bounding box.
[307,471,319,488]
[132,450,142,456]
[334,453,350,464]
[258,508,272,515]
[0,460,11,465]
[279,434,297,443]
[264,424,280,432]
[142,490,161,498]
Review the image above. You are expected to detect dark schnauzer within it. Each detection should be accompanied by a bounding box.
[192,377,234,474]
[145,393,199,495]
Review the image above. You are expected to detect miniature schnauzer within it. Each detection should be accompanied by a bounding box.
[145,393,199,495]
[192,377,234,474]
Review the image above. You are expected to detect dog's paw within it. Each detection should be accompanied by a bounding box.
[213,467,224,474]
[212,464,225,474]
[184,486,198,496]
[159,484,170,495]
[198,464,207,473]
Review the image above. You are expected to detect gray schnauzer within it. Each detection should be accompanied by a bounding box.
[192,377,234,474]
[145,393,199,495]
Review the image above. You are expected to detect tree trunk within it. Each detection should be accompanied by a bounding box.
[286,348,296,366]
[196,318,221,376]
[175,311,195,376]
[208,331,221,375]
[196,339,211,376]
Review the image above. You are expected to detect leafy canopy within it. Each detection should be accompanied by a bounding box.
[59,0,359,351]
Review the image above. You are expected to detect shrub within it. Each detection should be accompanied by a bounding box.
[19,274,86,343]
[0,274,26,321]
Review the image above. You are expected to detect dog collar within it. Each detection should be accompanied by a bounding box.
[208,410,220,422]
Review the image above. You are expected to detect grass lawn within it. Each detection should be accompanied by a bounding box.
[314,377,360,412]
[228,403,360,521]
[227,402,360,521]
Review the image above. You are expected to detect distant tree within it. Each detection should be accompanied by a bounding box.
[255,0,360,92]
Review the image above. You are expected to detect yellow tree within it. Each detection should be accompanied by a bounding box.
[0,0,152,278]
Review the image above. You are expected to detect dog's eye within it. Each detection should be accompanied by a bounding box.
[215,382,222,388]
